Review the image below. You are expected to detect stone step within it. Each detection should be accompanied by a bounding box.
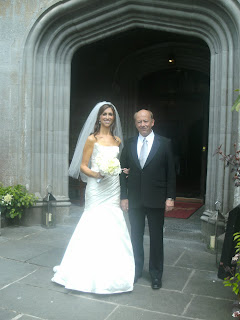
[163,227,203,241]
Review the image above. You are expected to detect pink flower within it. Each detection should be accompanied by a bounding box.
[232,310,240,317]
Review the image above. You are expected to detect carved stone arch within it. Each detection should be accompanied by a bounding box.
[20,0,240,219]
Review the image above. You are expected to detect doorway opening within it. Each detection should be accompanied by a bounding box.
[138,69,210,200]
[68,28,210,204]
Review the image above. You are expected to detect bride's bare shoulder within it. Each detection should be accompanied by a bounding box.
[84,135,97,148]
[87,134,97,142]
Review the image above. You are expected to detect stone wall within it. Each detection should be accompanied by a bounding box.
[0,0,240,225]
[0,0,60,187]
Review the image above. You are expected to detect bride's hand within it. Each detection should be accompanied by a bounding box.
[95,172,104,179]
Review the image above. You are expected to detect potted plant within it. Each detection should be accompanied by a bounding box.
[0,184,38,220]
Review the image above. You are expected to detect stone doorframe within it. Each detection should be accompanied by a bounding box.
[20,0,240,218]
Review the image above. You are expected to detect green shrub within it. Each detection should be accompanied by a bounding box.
[0,184,38,219]
[223,232,240,296]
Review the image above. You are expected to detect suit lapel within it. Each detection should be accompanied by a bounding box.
[144,135,161,168]
[131,134,161,169]
[131,137,141,169]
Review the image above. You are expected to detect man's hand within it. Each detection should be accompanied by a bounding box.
[121,199,129,212]
[165,199,174,211]
[122,168,130,178]
[122,168,130,175]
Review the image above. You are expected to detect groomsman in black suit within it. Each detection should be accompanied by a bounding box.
[120,109,176,289]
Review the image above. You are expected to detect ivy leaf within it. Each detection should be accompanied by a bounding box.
[223,282,231,287]
[232,94,240,112]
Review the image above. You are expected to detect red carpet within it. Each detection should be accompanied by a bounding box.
[165,200,203,219]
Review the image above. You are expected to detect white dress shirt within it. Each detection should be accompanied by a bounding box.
[137,130,155,159]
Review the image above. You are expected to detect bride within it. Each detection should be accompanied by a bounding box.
[52,101,135,294]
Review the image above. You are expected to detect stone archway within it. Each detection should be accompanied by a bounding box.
[20,0,240,221]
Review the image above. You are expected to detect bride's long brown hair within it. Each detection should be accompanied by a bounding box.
[93,104,116,139]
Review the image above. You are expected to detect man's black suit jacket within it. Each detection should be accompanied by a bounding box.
[120,134,176,209]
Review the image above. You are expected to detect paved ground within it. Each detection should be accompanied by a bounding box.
[0,204,236,320]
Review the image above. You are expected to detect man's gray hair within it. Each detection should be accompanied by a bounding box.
[134,109,154,120]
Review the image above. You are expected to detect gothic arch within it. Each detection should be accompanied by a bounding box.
[20,0,240,218]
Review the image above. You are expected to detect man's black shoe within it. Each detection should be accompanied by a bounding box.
[151,278,162,289]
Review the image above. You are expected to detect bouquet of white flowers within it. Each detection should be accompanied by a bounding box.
[95,154,122,180]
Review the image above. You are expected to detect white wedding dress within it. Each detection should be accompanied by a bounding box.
[52,143,135,294]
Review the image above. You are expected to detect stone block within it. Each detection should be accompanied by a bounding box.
[0,283,115,320]
[0,257,37,288]
[184,295,234,320]
[82,284,192,317]
[183,269,235,300]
